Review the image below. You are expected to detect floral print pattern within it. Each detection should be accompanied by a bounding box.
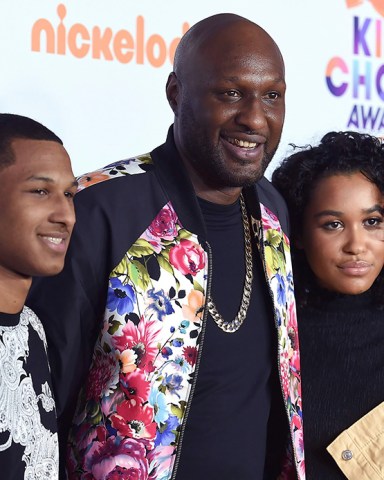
[68,200,208,479]
[67,155,304,480]
[254,205,304,476]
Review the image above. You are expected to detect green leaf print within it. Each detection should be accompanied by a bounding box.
[178,229,193,240]
[128,260,151,291]
[266,229,282,248]
[193,279,204,293]
[129,238,155,258]
[157,254,174,275]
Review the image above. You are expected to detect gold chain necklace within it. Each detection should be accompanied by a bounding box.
[207,194,253,333]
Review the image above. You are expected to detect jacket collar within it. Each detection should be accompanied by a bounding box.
[151,126,262,239]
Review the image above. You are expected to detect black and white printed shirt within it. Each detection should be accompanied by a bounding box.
[0,306,58,479]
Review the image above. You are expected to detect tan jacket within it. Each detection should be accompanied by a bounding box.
[327,402,384,479]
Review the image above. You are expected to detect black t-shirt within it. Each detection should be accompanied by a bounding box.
[0,306,58,479]
[176,197,275,479]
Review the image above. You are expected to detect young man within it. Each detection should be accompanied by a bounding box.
[0,114,77,479]
[29,14,304,480]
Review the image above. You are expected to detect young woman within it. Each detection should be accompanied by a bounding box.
[272,131,384,479]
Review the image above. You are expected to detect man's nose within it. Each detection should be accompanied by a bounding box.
[50,195,76,229]
[235,98,268,132]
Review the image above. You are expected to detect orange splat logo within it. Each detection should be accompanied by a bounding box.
[346,0,384,16]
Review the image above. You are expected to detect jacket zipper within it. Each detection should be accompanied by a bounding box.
[170,240,212,480]
[256,221,300,480]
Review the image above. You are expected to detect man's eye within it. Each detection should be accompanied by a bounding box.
[266,91,280,100]
[225,90,240,97]
[65,191,76,199]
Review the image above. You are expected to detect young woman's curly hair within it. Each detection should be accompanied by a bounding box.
[272,131,384,308]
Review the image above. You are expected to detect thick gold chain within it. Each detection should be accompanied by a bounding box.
[207,194,253,333]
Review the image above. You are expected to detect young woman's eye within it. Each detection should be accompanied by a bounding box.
[323,221,342,230]
[364,217,383,227]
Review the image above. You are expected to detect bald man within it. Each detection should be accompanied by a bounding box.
[28,13,304,480]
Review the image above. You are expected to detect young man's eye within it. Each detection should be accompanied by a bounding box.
[33,189,47,196]
[64,191,76,199]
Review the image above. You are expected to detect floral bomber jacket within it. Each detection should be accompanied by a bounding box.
[30,130,304,480]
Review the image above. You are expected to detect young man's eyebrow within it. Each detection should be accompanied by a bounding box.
[26,175,78,188]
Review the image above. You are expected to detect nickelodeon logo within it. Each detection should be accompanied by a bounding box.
[346,0,384,17]
[31,4,190,67]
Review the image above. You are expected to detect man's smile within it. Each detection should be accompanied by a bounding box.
[226,136,258,148]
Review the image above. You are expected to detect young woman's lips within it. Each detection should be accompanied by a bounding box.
[338,261,372,276]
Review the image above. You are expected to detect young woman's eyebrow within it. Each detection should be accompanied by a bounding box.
[314,210,342,218]
[314,205,384,219]
[363,204,384,215]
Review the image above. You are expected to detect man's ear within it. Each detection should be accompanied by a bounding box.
[166,72,179,116]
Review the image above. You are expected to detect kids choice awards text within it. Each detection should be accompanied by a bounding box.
[326,13,384,131]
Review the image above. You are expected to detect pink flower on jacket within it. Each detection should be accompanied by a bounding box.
[287,301,299,339]
[86,350,120,401]
[120,369,151,403]
[111,400,157,442]
[292,423,305,470]
[261,205,281,231]
[183,346,198,367]
[82,436,149,480]
[280,351,290,400]
[148,446,175,480]
[112,318,162,373]
[169,239,205,276]
[142,204,179,252]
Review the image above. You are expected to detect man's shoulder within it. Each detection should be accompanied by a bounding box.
[257,176,287,210]
[76,153,154,193]
[21,306,47,345]
[256,176,290,235]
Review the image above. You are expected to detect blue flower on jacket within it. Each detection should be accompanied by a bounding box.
[161,346,173,359]
[149,389,169,424]
[154,415,179,447]
[172,355,190,374]
[274,273,286,306]
[162,374,183,397]
[286,270,294,292]
[146,288,175,321]
[107,277,135,315]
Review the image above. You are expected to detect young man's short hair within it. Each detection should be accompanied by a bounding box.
[0,113,63,170]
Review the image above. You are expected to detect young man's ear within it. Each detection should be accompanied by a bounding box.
[166,72,180,116]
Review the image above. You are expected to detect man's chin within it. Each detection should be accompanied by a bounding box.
[208,172,264,189]
[229,167,267,187]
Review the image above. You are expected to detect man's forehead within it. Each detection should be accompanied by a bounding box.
[175,16,278,74]
[182,23,281,69]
